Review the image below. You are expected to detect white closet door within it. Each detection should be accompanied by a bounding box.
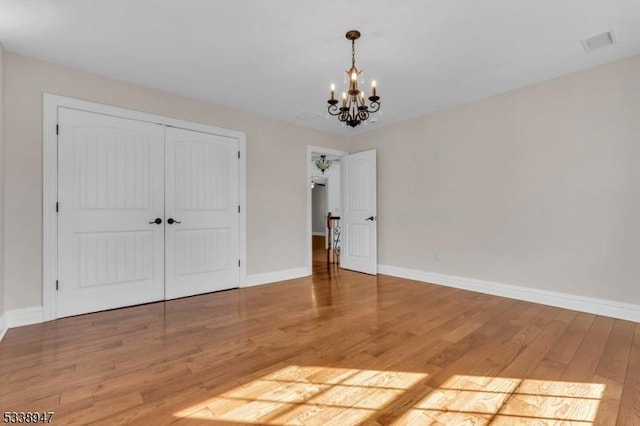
[340,149,378,275]
[165,127,240,299]
[58,108,165,317]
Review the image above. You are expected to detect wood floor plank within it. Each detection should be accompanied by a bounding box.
[545,311,595,365]
[594,319,635,383]
[562,315,614,382]
[500,311,576,378]
[617,324,640,425]
[0,238,636,424]
[592,319,636,425]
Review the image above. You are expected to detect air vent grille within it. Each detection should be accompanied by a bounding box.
[581,30,617,53]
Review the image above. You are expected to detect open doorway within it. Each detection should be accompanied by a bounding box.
[311,176,328,268]
[307,145,348,272]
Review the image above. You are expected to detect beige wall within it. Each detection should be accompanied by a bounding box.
[348,55,640,305]
[4,50,639,312]
[4,53,345,310]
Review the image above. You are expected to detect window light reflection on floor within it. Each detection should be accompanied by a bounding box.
[395,375,605,424]
[173,366,605,425]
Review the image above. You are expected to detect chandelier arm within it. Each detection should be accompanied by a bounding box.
[327,103,341,116]
[367,100,381,113]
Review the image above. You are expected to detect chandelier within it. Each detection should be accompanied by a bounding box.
[315,155,332,174]
[327,30,381,128]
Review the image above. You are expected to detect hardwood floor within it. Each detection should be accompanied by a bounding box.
[1,238,639,425]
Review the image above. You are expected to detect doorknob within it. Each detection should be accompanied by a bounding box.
[365,216,376,221]
[149,218,162,225]
[167,218,182,225]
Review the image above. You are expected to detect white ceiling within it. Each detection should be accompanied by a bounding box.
[0,1,638,135]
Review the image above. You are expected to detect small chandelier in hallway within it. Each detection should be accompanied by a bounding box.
[327,30,381,128]
[315,155,332,174]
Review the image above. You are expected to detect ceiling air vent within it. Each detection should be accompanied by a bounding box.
[581,30,617,53]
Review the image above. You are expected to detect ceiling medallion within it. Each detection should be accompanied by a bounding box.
[327,30,381,128]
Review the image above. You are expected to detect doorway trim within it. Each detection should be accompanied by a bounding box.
[306,145,348,271]
[43,94,247,321]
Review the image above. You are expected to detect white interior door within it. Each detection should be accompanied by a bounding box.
[58,108,165,317]
[164,127,240,299]
[340,149,377,274]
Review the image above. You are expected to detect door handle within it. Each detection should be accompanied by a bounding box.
[365,216,376,221]
[167,218,182,225]
[149,218,162,225]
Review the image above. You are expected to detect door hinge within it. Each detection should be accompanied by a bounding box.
[238,205,241,213]
[56,124,59,135]
[56,202,59,213]
[55,280,59,291]
[238,151,241,159]
[238,259,241,267]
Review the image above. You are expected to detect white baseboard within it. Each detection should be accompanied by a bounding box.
[312,232,325,236]
[1,267,313,332]
[244,267,310,288]
[6,306,44,328]
[0,313,7,342]
[379,265,640,323]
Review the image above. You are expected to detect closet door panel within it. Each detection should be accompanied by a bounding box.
[57,108,165,317]
[165,127,239,299]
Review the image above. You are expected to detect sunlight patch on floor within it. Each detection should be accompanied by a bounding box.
[173,368,605,425]
[393,375,606,425]
[173,364,428,424]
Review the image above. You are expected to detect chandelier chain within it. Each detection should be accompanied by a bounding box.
[352,40,356,69]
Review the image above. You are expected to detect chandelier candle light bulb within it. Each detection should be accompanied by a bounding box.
[330,84,335,100]
[327,30,381,128]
